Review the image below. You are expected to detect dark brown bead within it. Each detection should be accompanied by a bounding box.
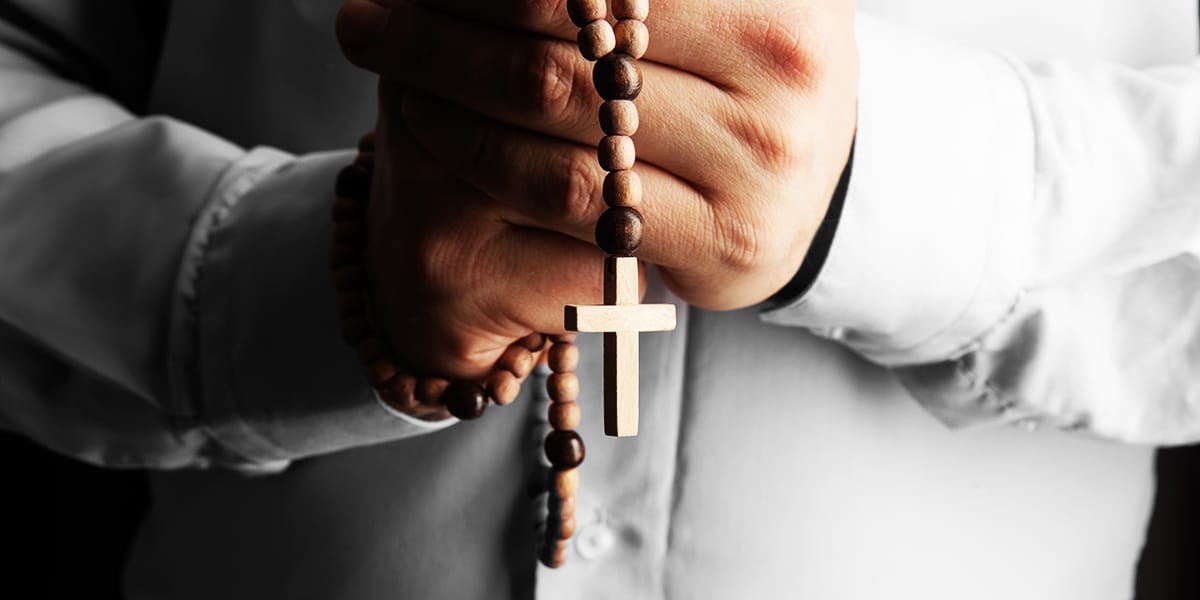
[332,195,365,222]
[544,430,585,470]
[549,401,582,431]
[445,381,488,420]
[566,0,606,27]
[593,53,642,101]
[336,164,371,199]
[603,170,642,207]
[599,100,639,136]
[329,242,358,269]
[598,136,636,171]
[595,206,644,256]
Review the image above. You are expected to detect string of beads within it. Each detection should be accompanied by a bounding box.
[330,134,586,569]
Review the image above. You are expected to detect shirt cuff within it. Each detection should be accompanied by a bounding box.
[178,148,456,470]
[760,14,1035,368]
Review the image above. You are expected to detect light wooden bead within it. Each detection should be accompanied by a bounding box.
[545,430,586,470]
[593,53,642,100]
[498,344,535,378]
[613,19,649,59]
[566,0,606,27]
[599,136,636,171]
[548,343,580,373]
[578,20,616,61]
[416,377,450,407]
[595,206,644,256]
[549,401,582,431]
[558,515,577,539]
[540,538,569,569]
[553,468,579,497]
[547,372,580,403]
[612,0,649,21]
[488,369,521,406]
[556,495,577,520]
[603,170,642,207]
[381,373,419,412]
[599,100,639,136]
[365,359,399,388]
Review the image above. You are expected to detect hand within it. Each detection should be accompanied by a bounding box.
[337,0,858,310]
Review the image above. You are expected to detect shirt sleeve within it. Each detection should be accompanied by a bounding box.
[760,14,1200,445]
[0,4,452,473]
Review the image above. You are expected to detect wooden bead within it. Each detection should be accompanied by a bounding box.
[545,430,586,470]
[552,494,577,520]
[553,468,579,497]
[365,359,399,388]
[549,401,582,431]
[332,266,368,292]
[548,343,580,373]
[558,515,577,540]
[547,372,580,403]
[340,316,371,345]
[598,136,636,171]
[540,538,569,569]
[416,377,450,408]
[595,206,644,256]
[593,53,642,100]
[498,344,535,378]
[613,19,649,59]
[487,369,521,406]
[566,0,606,27]
[578,20,616,61]
[549,333,578,344]
[381,373,419,412]
[518,332,548,352]
[599,100,639,136]
[445,381,488,420]
[329,242,358,269]
[603,170,642,207]
[336,164,371,199]
[354,336,384,363]
[612,0,649,21]
[332,195,365,223]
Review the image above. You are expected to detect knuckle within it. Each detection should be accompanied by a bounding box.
[518,41,590,129]
[725,109,802,172]
[713,207,782,274]
[545,151,602,226]
[739,11,822,90]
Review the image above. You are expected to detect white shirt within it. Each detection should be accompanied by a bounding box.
[0,0,1196,598]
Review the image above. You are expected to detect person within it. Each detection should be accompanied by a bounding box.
[0,0,1197,597]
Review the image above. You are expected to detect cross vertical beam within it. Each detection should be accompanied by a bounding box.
[564,256,676,437]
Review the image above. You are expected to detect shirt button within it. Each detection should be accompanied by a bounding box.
[574,523,617,561]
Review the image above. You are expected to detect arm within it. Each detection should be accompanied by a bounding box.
[0,1,448,472]
[762,15,1200,444]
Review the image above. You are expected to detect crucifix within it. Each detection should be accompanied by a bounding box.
[565,256,675,436]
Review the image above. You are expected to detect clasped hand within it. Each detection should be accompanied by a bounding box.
[336,0,857,381]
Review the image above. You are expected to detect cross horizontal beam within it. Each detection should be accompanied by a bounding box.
[563,304,676,333]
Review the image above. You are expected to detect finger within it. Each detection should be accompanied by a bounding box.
[361,0,743,185]
[400,90,723,277]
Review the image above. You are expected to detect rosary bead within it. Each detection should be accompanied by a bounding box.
[578,20,616,61]
[445,381,488,420]
[365,359,399,389]
[553,467,580,497]
[540,539,569,569]
[593,53,642,100]
[595,206,644,256]
[549,401,582,431]
[547,372,580,403]
[498,344,535,378]
[558,515,577,539]
[612,0,649,21]
[603,170,643,207]
[548,343,580,373]
[566,0,606,27]
[598,135,636,171]
[381,373,419,412]
[416,377,450,408]
[553,494,577,520]
[613,19,649,59]
[487,369,521,406]
[545,430,586,470]
[340,317,371,345]
[336,164,371,199]
[599,100,639,136]
[332,195,365,223]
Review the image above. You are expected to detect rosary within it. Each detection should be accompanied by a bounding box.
[330,0,673,569]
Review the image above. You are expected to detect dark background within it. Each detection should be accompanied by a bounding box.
[0,430,1197,599]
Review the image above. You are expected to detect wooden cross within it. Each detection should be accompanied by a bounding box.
[564,256,676,437]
